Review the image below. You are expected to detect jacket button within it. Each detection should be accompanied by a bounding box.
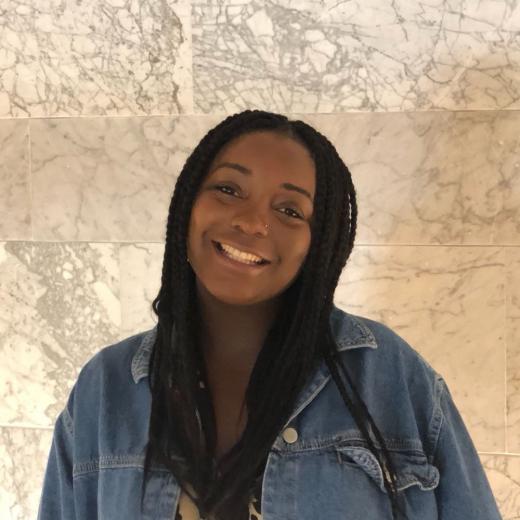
[282,427,298,444]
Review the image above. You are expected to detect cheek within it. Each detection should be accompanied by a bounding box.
[284,229,312,265]
[301,229,313,261]
[187,197,224,255]
[191,196,222,227]
[187,202,205,250]
[297,241,311,264]
[188,197,212,233]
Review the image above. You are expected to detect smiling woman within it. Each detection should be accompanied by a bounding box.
[187,131,315,308]
[38,111,502,520]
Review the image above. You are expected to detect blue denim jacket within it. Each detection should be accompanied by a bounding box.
[38,305,502,519]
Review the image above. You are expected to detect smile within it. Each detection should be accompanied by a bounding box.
[211,241,271,268]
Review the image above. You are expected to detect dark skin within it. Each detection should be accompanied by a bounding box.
[186,131,316,459]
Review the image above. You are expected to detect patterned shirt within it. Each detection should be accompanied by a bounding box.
[174,480,263,520]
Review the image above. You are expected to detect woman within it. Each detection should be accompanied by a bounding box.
[38,110,502,519]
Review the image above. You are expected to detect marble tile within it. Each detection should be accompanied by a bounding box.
[0,241,120,427]
[507,247,520,453]
[30,115,220,242]
[300,110,520,245]
[0,426,53,520]
[481,453,520,519]
[334,245,506,451]
[193,0,520,114]
[0,0,192,117]
[120,242,163,336]
[28,111,520,245]
[0,120,30,240]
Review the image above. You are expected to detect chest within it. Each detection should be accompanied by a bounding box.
[205,370,249,459]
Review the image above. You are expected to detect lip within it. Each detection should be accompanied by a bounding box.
[211,240,271,272]
[212,240,271,263]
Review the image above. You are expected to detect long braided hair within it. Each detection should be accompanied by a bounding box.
[141,110,407,519]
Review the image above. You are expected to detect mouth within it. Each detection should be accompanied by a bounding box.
[211,240,271,269]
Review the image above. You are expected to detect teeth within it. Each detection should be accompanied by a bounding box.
[220,243,264,264]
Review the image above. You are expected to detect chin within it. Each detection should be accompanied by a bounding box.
[194,276,262,306]
[211,288,268,307]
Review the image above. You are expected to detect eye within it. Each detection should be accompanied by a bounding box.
[279,207,304,220]
[214,184,239,197]
[213,184,304,219]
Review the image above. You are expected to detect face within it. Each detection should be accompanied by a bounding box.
[186,130,316,307]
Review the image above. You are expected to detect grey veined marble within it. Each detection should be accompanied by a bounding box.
[0,121,29,240]
[0,0,192,117]
[193,0,520,113]
[9,111,515,244]
[0,242,120,427]
[0,427,53,520]
[301,110,520,245]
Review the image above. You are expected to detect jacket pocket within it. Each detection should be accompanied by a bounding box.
[335,445,440,494]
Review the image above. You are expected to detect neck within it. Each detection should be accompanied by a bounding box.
[195,279,282,374]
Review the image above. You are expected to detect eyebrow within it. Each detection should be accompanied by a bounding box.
[210,162,314,203]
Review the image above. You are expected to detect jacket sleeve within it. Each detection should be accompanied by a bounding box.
[433,377,502,519]
[37,390,76,519]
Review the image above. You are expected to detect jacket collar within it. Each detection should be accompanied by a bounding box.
[131,304,377,384]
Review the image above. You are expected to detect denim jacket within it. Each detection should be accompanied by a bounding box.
[38,305,502,519]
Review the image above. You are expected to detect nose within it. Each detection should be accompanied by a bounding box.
[231,208,269,237]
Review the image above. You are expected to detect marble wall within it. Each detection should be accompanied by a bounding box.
[0,1,519,518]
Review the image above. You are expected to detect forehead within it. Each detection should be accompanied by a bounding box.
[209,131,316,189]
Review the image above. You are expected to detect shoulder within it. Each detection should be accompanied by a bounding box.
[60,328,156,456]
[78,329,149,385]
[331,309,444,447]
[341,310,442,383]
[65,328,154,416]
